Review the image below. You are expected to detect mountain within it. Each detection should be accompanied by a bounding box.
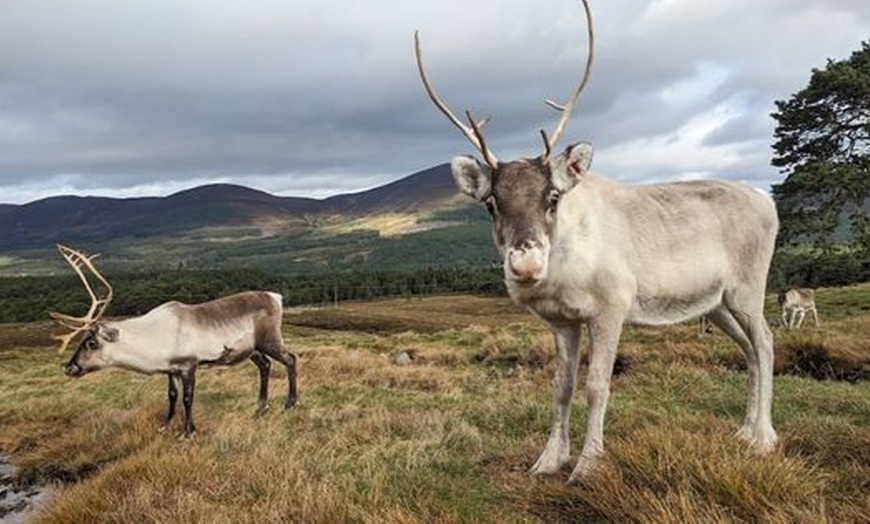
[320,164,459,215]
[0,164,462,250]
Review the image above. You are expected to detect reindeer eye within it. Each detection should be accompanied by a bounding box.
[85,338,98,350]
[547,191,561,211]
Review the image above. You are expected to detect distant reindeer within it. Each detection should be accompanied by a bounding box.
[416,0,778,480]
[778,288,819,329]
[50,245,297,438]
[698,316,714,336]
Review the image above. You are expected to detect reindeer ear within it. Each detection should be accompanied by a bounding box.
[97,324,119,342]
[549,142,593,192]
[451,156,492,201]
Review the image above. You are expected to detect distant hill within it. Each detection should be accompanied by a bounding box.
[0,164,496,276]
[321,165,459,214]
[0,164,460,250]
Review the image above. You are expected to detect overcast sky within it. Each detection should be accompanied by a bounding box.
[1,0,868,205]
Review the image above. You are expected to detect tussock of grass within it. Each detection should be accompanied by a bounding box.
[774,328,870,382]
[476,328,553,368]
[1,288,869,522]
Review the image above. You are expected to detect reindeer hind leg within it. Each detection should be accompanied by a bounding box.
[724,287,777,454]
[259,343,297,410]
[705,305,758,442]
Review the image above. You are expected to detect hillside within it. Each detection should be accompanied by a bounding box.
[0,164,496,276]
[0,164,460,250]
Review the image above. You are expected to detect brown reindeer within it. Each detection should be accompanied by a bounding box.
[52,245,297,438]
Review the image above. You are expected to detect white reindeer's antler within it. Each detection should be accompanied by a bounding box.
[414,30,499,170]
[540,0,595,160]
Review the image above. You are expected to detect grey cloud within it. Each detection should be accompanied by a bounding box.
[1,0,869,204]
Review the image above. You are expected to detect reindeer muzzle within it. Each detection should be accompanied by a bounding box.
[507,245,548,284]
[64,362,84,377]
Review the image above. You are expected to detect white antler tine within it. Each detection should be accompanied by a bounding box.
[542,0,594,158]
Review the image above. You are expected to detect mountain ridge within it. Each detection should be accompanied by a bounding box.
[0,163,464,249]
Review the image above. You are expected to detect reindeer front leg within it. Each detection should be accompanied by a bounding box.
[531,324,582,474]
[250,352,271,414]
[795,308,807,328]
[570,313,623,481]
[180,367,197,439]
[159,373,182,432]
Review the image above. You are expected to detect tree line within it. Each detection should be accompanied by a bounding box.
[0,266,504,323]
[1,247,867,324]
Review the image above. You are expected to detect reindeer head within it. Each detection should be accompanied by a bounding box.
[451,144,593,283]
[415,0,595,286]
[63,324,119,377]
[49,244,116,377]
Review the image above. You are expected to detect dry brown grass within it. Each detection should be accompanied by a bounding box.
[1,286,869,522]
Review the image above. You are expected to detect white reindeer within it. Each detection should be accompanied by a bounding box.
[778,288,819,329]
[50,245,297,439]
[415,0,778,481]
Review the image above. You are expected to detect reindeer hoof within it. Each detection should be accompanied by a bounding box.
[530,450,570,475]
[568,453,602,483]
[736,424,754,443]
[178,431,196,440]
[255,404,270,417]
[284,399,297,411]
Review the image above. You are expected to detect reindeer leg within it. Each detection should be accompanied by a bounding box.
[531,323,582,475]
[570,312,623,481]
[180,366,197,439]
[261,345,297,410]
[796,309,806,329]
[726,289,777,454]
[705,305,758,441]
[250,351,271,415]
[159,373,182,433]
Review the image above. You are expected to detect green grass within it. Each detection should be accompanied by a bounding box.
[1,285,869,522]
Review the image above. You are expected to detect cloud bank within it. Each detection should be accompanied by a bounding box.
[1,0,868,204]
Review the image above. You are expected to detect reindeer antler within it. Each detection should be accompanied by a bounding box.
[414,30,499,170]
[540,0,595,160]
[50,244,114,354]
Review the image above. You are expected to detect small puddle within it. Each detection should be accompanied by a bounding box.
[0,454,53,523]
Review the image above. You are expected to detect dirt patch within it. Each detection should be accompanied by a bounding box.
[718,337,870,383]
[0,322,54,351]
[777,342,869,383]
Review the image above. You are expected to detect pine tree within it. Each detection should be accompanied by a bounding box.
[771,42,870,251]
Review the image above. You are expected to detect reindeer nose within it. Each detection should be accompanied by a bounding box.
[64,363,83,377]
[508,246,545,282]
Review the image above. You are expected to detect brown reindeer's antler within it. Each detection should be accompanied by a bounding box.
[414,30,499,170]
[540,0,595,160]
[50,244,114,354]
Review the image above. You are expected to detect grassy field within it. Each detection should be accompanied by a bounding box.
[0,285,868,523]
